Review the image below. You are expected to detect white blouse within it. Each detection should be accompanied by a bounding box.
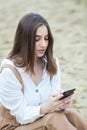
[0,58,61,124]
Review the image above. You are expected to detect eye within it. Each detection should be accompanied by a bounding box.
[35,36,40,41]
[45,38,48,41]
[45,36,48,41]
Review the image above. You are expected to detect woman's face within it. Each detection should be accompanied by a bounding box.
[35,25,48,58]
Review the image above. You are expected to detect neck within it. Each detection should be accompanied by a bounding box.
[34,57,42,64]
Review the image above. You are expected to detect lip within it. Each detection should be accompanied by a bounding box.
[37,49,45,54]
[38,49,45,51]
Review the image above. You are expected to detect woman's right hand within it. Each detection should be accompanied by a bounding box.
[40,93,65,114]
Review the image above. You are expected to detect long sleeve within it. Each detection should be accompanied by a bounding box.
[0,68,42,124]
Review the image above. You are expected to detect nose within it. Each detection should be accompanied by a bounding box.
[40,39,47,47]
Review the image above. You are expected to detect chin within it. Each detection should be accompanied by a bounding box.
[37,54,44,58]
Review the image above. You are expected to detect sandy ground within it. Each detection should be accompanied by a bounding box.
[0,0,87,117]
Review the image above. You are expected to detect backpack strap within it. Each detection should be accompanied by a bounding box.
[0,64,24,93]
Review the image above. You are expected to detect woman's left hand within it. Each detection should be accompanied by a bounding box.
[58,96,72,111]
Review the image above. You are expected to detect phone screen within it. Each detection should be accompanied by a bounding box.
[59,88,76,100]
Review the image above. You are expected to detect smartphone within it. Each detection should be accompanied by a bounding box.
[59,88,76,100]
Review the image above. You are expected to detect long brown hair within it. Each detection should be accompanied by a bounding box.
[8,13,57,76]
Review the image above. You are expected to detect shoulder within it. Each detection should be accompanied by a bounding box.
[54,57,61,74]
[0,59,22,86]
[0,59,15,77]
[54,57,60,66]
[0,58,14,66]
[0,61,22,92]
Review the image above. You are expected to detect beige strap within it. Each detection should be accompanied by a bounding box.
[0,64,24,93]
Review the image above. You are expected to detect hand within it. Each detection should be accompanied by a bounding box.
[40,93,63,114]
[40,93,72,115]
[58,96,72,110]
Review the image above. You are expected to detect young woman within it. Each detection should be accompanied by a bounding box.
[0,13,87,130]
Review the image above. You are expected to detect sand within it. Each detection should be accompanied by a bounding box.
[0,0,87,117]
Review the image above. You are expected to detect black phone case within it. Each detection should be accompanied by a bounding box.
[59,88,76,100]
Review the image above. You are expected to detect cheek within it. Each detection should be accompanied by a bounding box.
[35,43,39,49]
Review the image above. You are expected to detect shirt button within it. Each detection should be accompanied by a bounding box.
[35,89,39,92]
[39,102,41,105]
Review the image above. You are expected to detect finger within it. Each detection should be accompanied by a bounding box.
[50,93,60,97]
[56,94,63,100]
[58,104,65,111]
[51,94,63,102]
[61,96,72,103]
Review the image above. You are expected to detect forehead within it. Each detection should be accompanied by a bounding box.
[36,25,48,35]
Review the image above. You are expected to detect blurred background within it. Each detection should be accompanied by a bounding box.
[0,0,87,117]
